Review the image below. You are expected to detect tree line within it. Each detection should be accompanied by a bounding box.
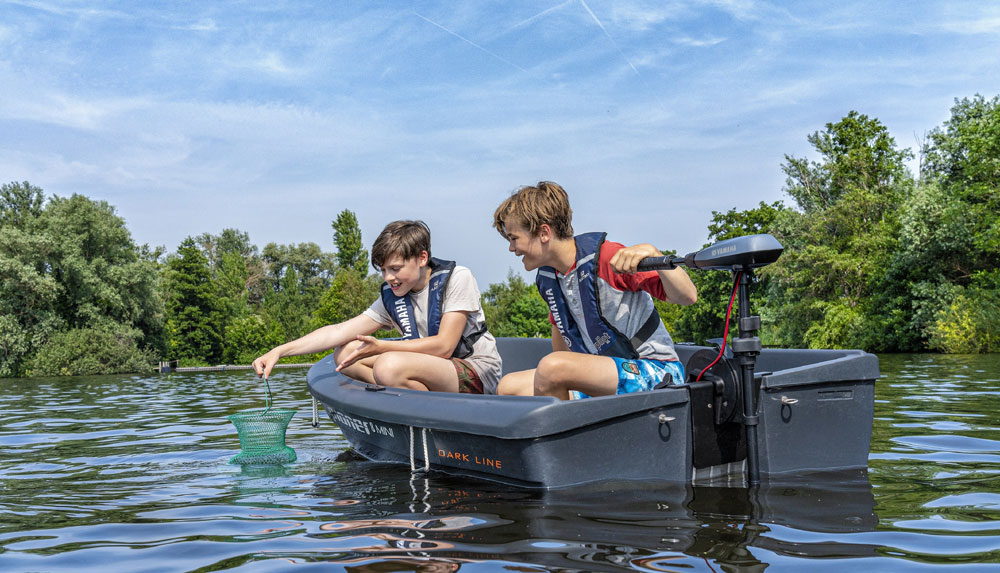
[1,94,997,377]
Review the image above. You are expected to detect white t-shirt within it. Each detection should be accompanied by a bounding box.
[363,265,502,394]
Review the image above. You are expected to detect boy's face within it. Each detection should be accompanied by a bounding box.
[381,251,429,295]
[503,218,545,271]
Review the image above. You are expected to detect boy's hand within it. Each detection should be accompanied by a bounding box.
[336,335,384,371]
[610,243,663,273]
[252,349,282,380]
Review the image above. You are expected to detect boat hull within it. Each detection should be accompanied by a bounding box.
[307,338,878,488]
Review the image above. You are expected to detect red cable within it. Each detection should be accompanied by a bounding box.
[696,271,742,382]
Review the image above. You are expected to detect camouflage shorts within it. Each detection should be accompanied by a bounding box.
[452,358,484,394]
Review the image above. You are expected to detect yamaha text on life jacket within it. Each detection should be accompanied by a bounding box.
[381,257,485,359]
[535,232,661,358]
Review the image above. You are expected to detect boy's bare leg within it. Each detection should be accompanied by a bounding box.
[533,351,620,400]
[497,369,536,396]
[371,351,461,392]
[333,340,378,384]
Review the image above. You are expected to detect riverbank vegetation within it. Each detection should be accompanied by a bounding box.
[1,95,997,376]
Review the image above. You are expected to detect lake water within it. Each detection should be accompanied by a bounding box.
[2,353,999,571]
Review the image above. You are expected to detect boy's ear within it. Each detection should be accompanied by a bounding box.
[417,250,429,266]
[538,224,552,244]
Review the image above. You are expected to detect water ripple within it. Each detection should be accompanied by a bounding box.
[1,357,1000,570]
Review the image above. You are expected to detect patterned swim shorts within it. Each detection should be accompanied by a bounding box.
[612,357,685,394]
[452,358,484,394]
[569,357,685,400]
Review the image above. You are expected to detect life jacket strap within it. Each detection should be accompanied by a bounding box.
[629,310,662,351]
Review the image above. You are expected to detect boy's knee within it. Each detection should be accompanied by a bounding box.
[333,340,362,362]
[534,352,574,393]
[536,352,573,378]
[372,352,410,386]
[497,373,531,396]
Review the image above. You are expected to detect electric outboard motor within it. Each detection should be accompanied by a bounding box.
[640,234,785,484]
[685,234,783,270]
[637,233,784,273]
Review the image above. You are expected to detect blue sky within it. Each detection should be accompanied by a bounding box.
[2,0,999,287]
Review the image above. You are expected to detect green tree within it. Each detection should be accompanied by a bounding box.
[0,185,163,376]
[312,269,383,329]
[262,265,309,343]
[926,284,1000,354]
[332,209,369,272]
[0,182,60,376]
[921,94,1000,274]
[1,181,44,228]
[216,251,251,319]
[257,241,336,343]
[223,314,286,365]
[196,228,257,268]
[262,242,335,292]
[878,95,1000,352]
[41,194,164,337]
[165,237,224,363]
[769,112,914,351]
[26,325,156,376]
[481,271,550,338]
[197,228,267,307]
[916,95,1000,352]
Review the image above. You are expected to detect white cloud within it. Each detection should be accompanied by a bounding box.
[176,18,218,32]
[0,76,141,130]
[940,16,1000,35]
[672,35,726,47]
[506,0,576,33]
[2,1,999,286]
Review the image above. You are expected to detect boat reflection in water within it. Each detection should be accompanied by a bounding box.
[306,462,878,571]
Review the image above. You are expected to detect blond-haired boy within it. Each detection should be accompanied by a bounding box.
[493,182,696,399]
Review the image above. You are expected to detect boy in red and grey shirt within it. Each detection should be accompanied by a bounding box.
[492,181,697,399]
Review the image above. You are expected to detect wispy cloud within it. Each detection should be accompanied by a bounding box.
[579,0,640,74]
[507,0,575,33]
[174,18,217,32]
[1,1,998,285]
[413,11,529,73]
[673,35,726,47]
[939,16,1000,35]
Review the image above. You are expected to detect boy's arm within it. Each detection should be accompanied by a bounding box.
[607,243,698,306]
[551,324,569,352]
[335,311,469,371]
[655,266,697,305]
[252,314,382,379]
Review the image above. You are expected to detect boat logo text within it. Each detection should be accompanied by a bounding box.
[438,448,504,470]
[332,410,394,438]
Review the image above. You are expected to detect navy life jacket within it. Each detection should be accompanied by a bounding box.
[536,232,662,359]
[381,257,486,359]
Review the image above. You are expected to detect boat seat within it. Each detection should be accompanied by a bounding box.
[495,337,552,376]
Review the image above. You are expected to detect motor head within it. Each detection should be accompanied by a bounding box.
[685,234,783,271]
[637,234,784,272]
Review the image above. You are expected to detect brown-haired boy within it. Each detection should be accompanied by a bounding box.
[253,220,502,394]
[493,181,697,399]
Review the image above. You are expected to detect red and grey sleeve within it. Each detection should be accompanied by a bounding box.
[597,240,668,300]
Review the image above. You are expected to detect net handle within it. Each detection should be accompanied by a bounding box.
[263,376,272,414]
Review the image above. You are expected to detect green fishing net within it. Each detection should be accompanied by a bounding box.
[227,377,297,465]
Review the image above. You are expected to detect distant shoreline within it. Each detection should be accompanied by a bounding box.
[158,363,313,373]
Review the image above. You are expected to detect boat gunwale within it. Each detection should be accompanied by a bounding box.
[307,339,880,439]
[307,353,691,440]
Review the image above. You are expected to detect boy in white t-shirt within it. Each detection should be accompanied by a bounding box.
[252,220,502,394]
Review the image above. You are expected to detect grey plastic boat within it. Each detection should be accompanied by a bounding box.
[307,234,879,488]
